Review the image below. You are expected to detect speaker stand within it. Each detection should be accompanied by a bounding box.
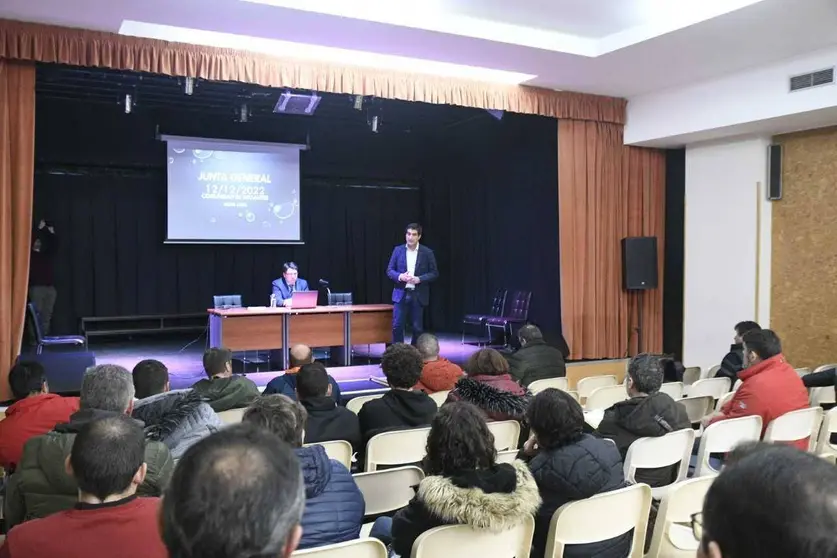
[635,289,644,354]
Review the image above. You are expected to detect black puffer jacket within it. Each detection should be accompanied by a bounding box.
[505,339,566,387]
[528,434,630,558]
[716,344,744,382]
[594,392,691,488]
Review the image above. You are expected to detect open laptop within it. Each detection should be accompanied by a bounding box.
[289,290,318,309]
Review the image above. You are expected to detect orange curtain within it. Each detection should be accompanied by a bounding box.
[0,19,626,125]
[0,59,35,400]
[558,120,665,360]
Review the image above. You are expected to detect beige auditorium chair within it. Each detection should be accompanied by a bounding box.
[681,367,701,386]
[659,382,684,400]
[815,407,837,459]
[694,415,762,477]
[411,514,535,558]
[576,375,618,400]
[293,538,387,557]
[353,466,424,517]
[585,385,628,411]
[677,396,714,425]
[496,449,519,464]
[217,408,245,424]
[810,386,837,407]
[346,393,386,415]
[487,420,521,451]
[687,378,731,400]
[428,390,450,407]
[764,407,823,452]
[623,428,695,499]
[528,377,569,395]
[645,476,715,558]
[714,391,736,412]
[365,427,430,472]
[303,440,353,470]
[544,483,652,557]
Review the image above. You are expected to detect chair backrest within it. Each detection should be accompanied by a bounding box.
[576,375,618,399]
[545,483,652,557]
[411,514,534,558]
[810,386,837,406]
[293,538,388,557]
[624,429,695,499]
[715,391,736,412]
[528,377,569,395]
[813,364,837,374]
[213,294,243,309]
[764,407,823,451]
[218,408,245,424]
[565,390,580,402]
[487,420,521,451]
[678,396,714,424]
[695,415,762,476]
[304,440,353,469]
[816,407,837,456]
[490,288,508,316]
[682,367,701,385]
[584,385,628,411]
[659,382,684,400]
[346,393,386,415]
[688,377,731,400]
[428,390,450,407]
[701,365,721,380]
[26,303,44,343]
[366,427,431,472]
[353,466,424,516]
[503,290,532,321]
[328,292,354,306]
[645,477,715,558]
[496,449,518,464]
[732,379,743,392]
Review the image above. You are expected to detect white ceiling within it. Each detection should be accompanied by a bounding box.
[3,0,837,97]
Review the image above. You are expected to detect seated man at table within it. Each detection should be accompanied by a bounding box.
[272,262,309,307]
[191,347,260,412]
[264,345,342,402]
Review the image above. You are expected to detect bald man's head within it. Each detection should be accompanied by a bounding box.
[289,345,313,368]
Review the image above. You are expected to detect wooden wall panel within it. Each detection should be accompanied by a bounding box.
[772,127,837,367]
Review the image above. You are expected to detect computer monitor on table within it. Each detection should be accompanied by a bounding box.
[289,291,318,309]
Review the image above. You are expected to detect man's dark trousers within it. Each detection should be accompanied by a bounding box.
[392,290,424,344]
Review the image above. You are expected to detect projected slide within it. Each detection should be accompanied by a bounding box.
[164,136,303,244]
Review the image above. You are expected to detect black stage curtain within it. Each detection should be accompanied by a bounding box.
[34,97,559,336]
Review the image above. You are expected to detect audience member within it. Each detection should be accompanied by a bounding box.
[524,389,629,558]
[0,361,78,471]
[802,365,837,402]
[448,348,529,421]
[382,402,540,557]
[296,362,361,453]
[715,321,761,382]
[358,343,437,443]
[243,395,364,550]
[0,415,167,558]
[191,347,260,412]
[505,325,566,387]
[698,443,837,558]
[263,344,342,402]
[131,359,222,460]
[160,423,305,558]
[5,364,173,529]
[413,333,463,393]
[594,354,690,487]
[701,329,809,450]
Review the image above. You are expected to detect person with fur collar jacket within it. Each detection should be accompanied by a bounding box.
[385,402,541,557]
[446,348,530,422]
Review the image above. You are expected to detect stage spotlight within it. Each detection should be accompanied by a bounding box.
[353,95,363,110]
[184,77,194,95]
[124,93,133,114]
[239,102,249,123]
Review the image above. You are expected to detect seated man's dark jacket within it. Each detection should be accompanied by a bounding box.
[594,392,691,487]
[357,390,437,444]
[301,396,362,454]
[715,344,744,382]
[190,375,260,412]
[505,339,566,387]
[264,373,342,403]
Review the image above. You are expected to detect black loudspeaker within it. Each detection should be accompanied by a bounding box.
[622,237,658,291]
[768,144,783,200]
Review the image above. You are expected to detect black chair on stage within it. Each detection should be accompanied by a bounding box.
[328,292,353,306]
[461,288,507,345]
[213,295,243,309]
[27,303,86,355]
[485,290,532,348]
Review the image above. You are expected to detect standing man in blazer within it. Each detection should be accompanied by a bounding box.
[386,223,439,344]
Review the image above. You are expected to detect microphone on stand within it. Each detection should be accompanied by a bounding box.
[319,279,331,304]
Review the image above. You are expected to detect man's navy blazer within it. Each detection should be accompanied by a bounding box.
[386,244,438,306]
[271,277,310,302]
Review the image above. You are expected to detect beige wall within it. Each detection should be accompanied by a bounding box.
[772,127,837,368]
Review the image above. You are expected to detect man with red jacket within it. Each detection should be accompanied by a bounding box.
[0,361,78,470]
[702,329,809,450]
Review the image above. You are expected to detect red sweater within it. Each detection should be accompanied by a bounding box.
[709,354,810,450]
[0,496,167,558]
[414,358,464,393]
[0,394,79,470]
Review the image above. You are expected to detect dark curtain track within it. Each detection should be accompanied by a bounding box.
[34,97,560,337]
[663,148,686,360]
